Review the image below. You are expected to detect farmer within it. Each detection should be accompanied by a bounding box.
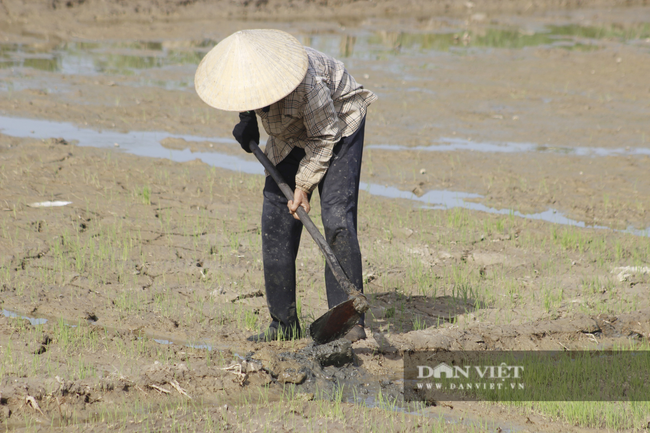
[195,29,376,342]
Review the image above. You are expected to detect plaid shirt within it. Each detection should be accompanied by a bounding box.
[255,47,377,193]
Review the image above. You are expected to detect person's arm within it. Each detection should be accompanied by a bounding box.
[232,111,259,152]
[287,80,341,219]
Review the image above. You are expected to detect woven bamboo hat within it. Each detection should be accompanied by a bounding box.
[194,29,308,112]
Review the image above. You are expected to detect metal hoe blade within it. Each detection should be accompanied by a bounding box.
[309,295,369,345]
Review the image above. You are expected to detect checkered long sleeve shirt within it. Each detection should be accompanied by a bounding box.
[255,47,377,193]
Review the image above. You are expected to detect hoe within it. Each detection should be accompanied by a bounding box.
[249,140,370,345]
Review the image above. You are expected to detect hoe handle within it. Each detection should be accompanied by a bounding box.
[249,140,360,297]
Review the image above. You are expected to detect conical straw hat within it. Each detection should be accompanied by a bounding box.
[195,29,308,112]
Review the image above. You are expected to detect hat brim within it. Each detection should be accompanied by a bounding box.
[195,29,308,112]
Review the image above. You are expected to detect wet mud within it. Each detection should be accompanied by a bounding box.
[1,2,650,432]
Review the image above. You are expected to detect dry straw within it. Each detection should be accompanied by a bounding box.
[195,29,308,112]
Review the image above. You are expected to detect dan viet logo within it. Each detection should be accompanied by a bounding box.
[415,362,525,391]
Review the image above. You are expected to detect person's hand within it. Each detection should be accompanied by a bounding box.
[288,189,310,220]
[232,111,259,153]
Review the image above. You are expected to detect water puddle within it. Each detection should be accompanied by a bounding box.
[147,337,222,352]
[5,114,647,160]
[0,40,208,84]
[317,25,600,60]
[2,308,48,325]
[0,308,104,327]
[188,342,215,351]
[0,115,259,174]
[2,309,91,328]
[363,182,650,237]
[149,337,220,352]
[1,115,648,237]
[2,23,645,80]
[369,137,650,157]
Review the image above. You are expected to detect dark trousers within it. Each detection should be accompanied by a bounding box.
[261,117,366,330]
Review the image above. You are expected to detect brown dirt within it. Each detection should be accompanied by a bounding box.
[1,2,650,432]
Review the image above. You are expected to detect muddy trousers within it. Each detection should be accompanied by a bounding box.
[261,117,366,332]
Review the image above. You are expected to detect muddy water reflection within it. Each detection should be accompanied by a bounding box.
[2,23,643,78]
[0,115,258,173]
[0,40,208,74]
[2,21,645,96]
[361,182,650,237]
[1,115,648,237]
[370,137,650,157]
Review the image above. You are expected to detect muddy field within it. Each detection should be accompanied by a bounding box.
[1,1,650,432]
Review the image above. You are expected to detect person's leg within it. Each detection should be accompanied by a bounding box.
[252,147,307,341]
[318,117,366,333]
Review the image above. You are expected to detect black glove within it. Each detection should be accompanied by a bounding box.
[232,111,259,153]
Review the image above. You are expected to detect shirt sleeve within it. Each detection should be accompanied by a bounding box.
[295,79,341,193]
